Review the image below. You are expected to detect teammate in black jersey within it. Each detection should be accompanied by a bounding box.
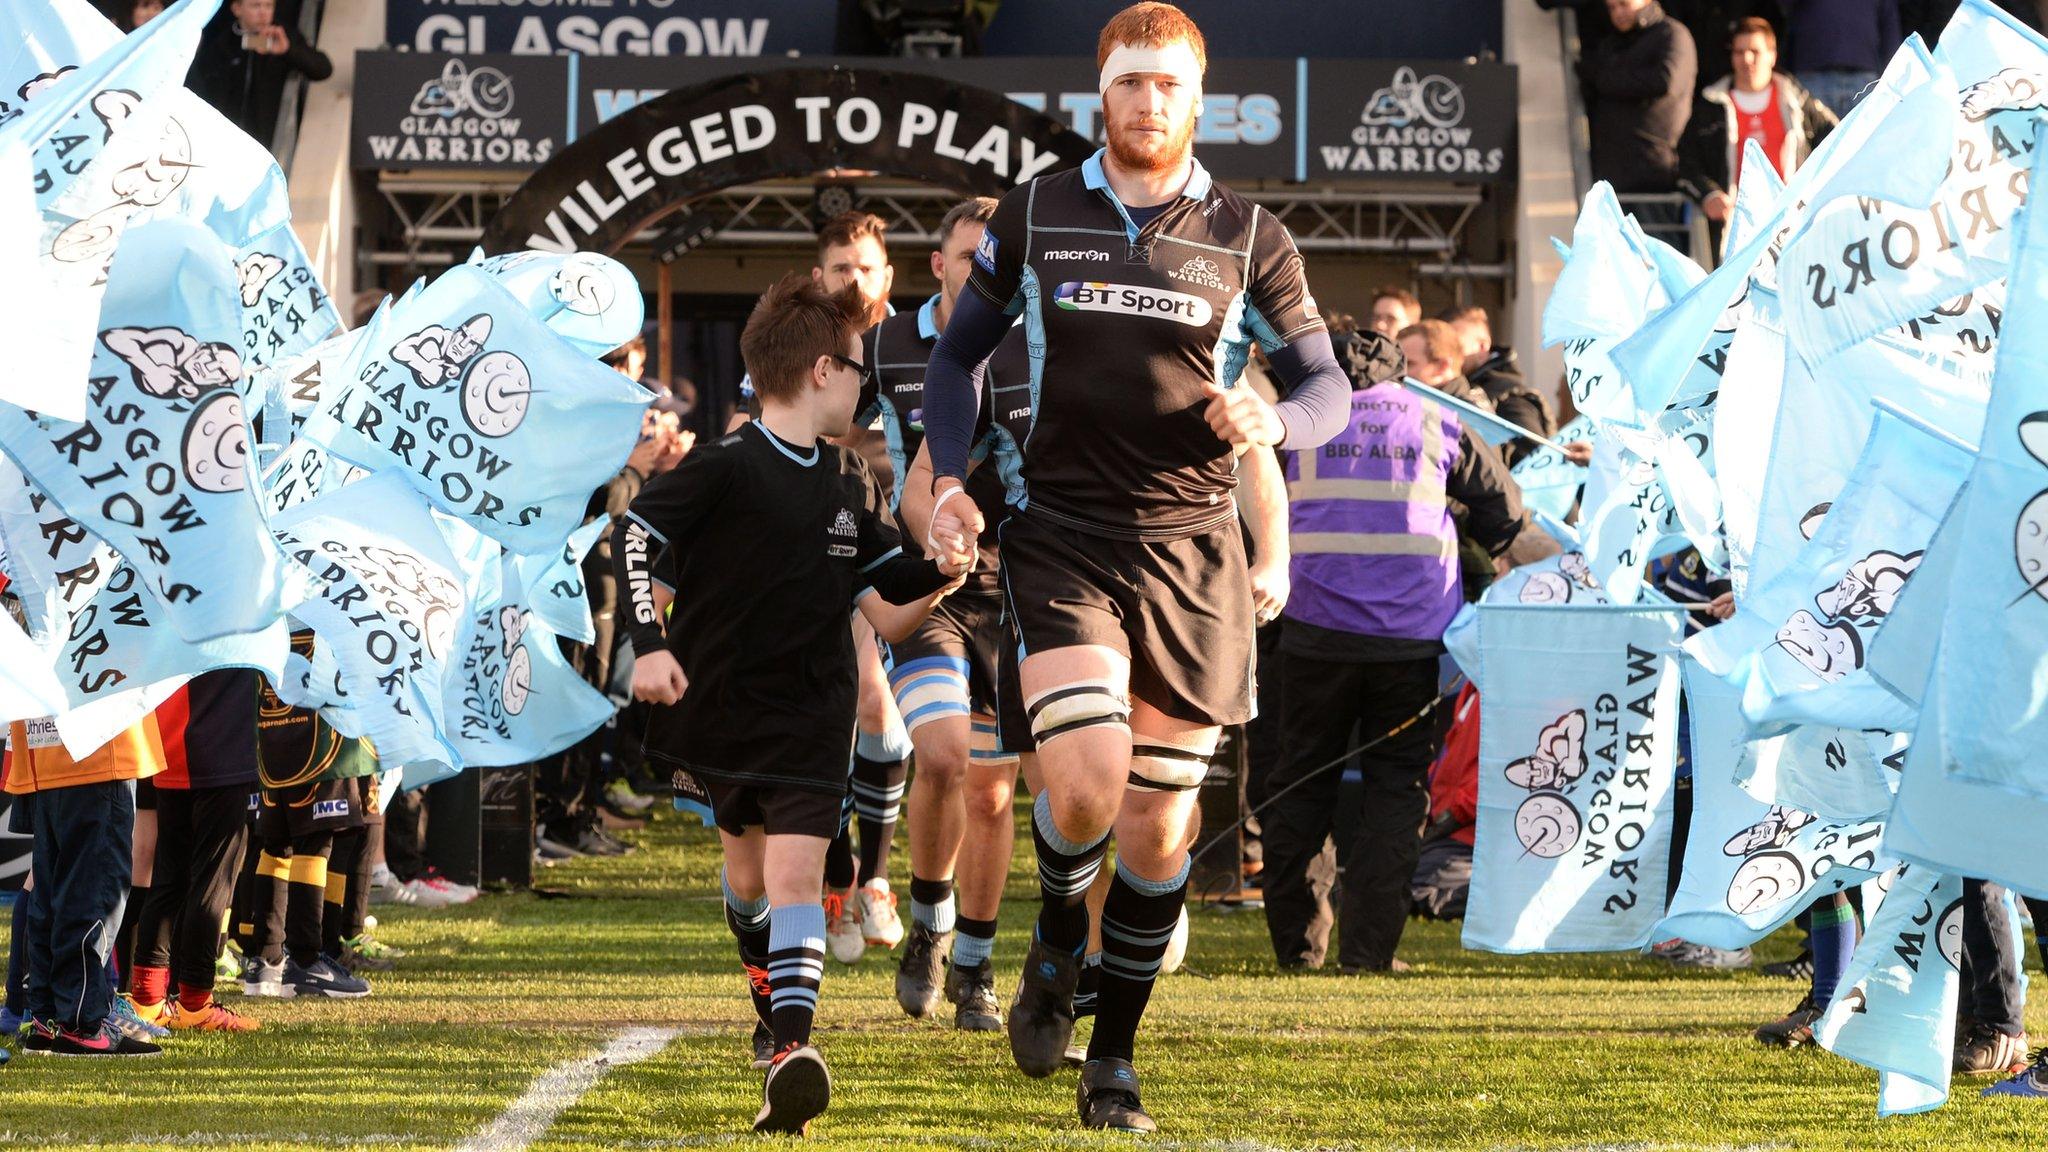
[853,198,1034,1030]
[920,3,1350,1133]
[614,275,970,1136]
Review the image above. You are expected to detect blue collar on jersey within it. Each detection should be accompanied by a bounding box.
[751,419,819,466]
[917,293,943,341]
[1081,148,1212,243]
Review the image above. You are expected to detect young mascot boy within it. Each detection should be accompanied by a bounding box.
[615,274,971,1135]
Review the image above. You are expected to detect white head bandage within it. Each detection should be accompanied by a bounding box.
[1098,40,1204,97]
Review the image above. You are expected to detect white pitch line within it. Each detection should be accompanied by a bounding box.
[455,1025,682,1152]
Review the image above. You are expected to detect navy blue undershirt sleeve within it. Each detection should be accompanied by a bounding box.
[1265,330,1351,450]
[921,288,1010,483]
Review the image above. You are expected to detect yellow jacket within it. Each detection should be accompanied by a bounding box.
[2,714,166,795]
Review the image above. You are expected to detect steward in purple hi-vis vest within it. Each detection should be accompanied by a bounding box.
[1282,332,1524,656]
[1263,330,1526,975]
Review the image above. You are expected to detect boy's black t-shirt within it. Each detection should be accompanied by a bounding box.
[618,421,948,792]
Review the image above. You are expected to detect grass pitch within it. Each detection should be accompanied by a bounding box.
[3,801,2045,1151]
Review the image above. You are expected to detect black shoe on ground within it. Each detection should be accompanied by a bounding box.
[49,1020,161,1058]
[1008,936,1080,1078]
[748,1021,775,1070]
[894,922,950,1019]
[573,827,631,857]
[1956,1025,2032,1076]
[947,961,1003,1032]
[285,956,372,999]
[1077,1057,1157,1133]
[20,1018,57,1055]
[754,1044,832,1135]
[1754,994,1824,1048]
[1761,949,1814,982]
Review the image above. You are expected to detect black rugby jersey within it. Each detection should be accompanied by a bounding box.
[964,150,1324,541]
[257,632,379,789]
[615,421,951,791]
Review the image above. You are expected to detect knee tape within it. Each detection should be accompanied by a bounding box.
[890,657,972,734]
[1128,734,1219,792]
[1026,682,1130,745]
[969,718,1020,769]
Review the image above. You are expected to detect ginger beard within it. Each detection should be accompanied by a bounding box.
[1100,46,1200,175]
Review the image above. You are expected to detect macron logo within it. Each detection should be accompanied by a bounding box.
[1043,248,1110,261]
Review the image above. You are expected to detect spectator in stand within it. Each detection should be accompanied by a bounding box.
[1262,330,1523,973]
[1681,16,1839,234]
[1780,0,1900,114]
[122,0,166,29]
[185,0,332,147]
[1579,0,1699,195]
[1444,305,1555,466]
[1367,286,1421,340]
[1398,319,1494,413]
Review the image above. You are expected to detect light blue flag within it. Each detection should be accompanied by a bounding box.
[3,0,220,211]
[445,549,612,769]
[1576,424,1692,602]
[3,0,282,236]
[256,302,388,454]
[0,463,284,757]
[513,515,604,646]
[270,472,469,769]
[1653,665,1893,949]
[1509,413,1595,522]
[467,249,646,359]
[234,213,343,371]
[1779,7,2046,364]
[1441,549,1613,684]
[1746,326,1989,595]
[1461,602,1683,953]
[1725,140,1784,254]
[1815,865,1963,1116]
[1402,379,1561,452]
[301,264,652,554]
[1888,640,2048,898]
[1867,483,1971,710]
[1735,726,1907,828]
[1612,40,1957,417]
[1691,407,1972,735]
[1652,384,1726,569]
[0,220,284,641]
[1542,184,1667,424]
[1915,119,2048,802]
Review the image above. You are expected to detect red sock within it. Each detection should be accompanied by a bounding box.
[132,964,171,1006]
[177,984,214,1013]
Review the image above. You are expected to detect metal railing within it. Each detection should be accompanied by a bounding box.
[268,0,326,169]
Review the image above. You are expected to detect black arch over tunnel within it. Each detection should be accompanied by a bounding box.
[482,66,1099,255]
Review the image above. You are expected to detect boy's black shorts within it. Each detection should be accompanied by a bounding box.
[703,779,845,840]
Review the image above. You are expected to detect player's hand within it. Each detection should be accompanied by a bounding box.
[1249,557,1289,625]
[632,649,688,705]
[1706,591,1737,621]
[1562,440,1594,466]
[1202,381,1285,448]
[930,481,983,558]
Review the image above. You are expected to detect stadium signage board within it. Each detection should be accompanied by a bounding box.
[478,66,1097,255]
[353,53,570,168]
[383,0,834,57]
[354,52,1517,186]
